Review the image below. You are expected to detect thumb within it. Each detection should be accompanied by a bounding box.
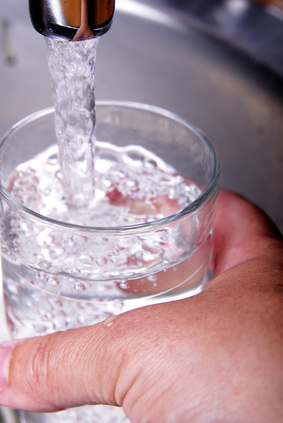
[0,317,132,412]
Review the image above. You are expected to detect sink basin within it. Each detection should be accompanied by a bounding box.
[1,0,283,233]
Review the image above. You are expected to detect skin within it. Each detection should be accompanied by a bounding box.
[0,190,282,422]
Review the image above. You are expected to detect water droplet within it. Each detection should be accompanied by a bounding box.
[103,315,116,328]
[119,280,129,290]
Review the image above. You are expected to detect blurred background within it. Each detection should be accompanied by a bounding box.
[0,0,283,419]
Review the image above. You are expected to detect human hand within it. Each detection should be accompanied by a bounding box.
[0,190,282,422]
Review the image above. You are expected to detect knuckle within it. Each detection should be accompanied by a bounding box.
[24,335,60,408]
[29,338,51,387]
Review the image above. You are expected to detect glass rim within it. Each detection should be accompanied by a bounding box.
[0,100,221,234]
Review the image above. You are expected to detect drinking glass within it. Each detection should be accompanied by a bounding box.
[0,101,220,423]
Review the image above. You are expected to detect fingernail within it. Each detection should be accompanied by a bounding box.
[0,342,15,392]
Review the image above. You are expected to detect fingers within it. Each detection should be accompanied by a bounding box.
[0,189,282,417]
[0,305,186,418]
[0,308,170,415]
[213,190,283,276]
[0,324,124,412]
[1,260,283,422]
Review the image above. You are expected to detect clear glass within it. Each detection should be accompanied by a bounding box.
[0,101,220,423]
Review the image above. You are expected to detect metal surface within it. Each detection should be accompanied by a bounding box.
[0,1,282,237]
[29,0,115,40]
[0,408,18,423]
[164,0,283,77]
[93,0,283,234]
[0,0,283,230]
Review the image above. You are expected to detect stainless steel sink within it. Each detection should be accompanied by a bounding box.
[0,3,282,421]
[0,408,18,423]
[1,0,283,230]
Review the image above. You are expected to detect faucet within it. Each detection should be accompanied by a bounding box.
[29,0,115,40]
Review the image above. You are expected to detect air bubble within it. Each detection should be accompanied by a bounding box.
[43,188,52,196]
[147,275,158,283]
[124,151,144,166]
[127,180,138,188]
[160,231,168,242]
[1,245,8,254]
[145,159,157,168]
[79,254,93,264]
[72,267,82,276]
[47,153,58,165]
[54,247,65,256]
[134,250,143,260]
[39,261,51,270]
[47,276,59,286]
[111,248,120,257]
[115,169,126,179]
[96,256,107,266]
[74,281,86,292]
[37,271,46,280]
[55,170,62,180]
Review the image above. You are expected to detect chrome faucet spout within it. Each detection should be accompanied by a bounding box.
[29,0,115,40]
